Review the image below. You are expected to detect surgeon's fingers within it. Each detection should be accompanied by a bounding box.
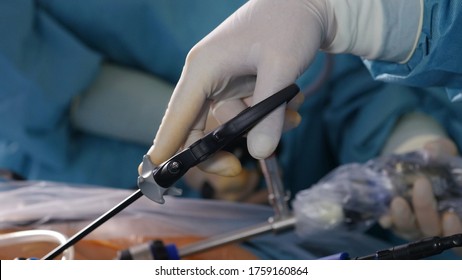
[214,96,302,134]
[180,100,242,176]
[242,91,304,111]
[147,76,211,167]
[188,79,259,176]
[282,92,303,132]
[195,151,242,176]
[282,109,302,132]
[186,104,242,176]
[389,196,421,240]
[442,212,462,236]
[286,92,305,111]
[242,92,303,133]
[423,138,458,158]
[213,97,250,125]
[412,176,441,237]
[247,61,300,159]
[442,211,462,256]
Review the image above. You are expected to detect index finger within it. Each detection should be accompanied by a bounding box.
[147,73,209,166]
[412,176,441,237]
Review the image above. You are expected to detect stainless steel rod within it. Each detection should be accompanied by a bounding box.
[259,154,291,220]
[179,154,295,258]
[179,216,296,257]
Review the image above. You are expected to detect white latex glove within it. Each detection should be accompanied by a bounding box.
[183,105,294,202]
[146,0,422,176]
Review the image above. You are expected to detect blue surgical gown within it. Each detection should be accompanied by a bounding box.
[365,0,462,102]
[0,0,247,188]
[283,53,462,197]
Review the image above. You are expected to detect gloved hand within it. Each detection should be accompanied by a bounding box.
[184,166,263,202]
[183,107,278,203]
[145,0,422,176]
[379,138,462,255]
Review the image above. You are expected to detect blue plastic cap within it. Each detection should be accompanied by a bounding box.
[318,252,350,260]
[165,244,180,260]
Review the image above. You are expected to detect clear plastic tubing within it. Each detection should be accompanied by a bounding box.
[0,229,74,260]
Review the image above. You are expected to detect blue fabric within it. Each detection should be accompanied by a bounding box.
[36,0,247,84]
[281,53,462,198]
[0,0,246,188]
[365,0,462,101]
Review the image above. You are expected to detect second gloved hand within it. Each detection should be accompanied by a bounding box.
[379,138,462,256]
[146,0,422,176]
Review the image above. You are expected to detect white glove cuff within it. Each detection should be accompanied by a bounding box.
[381,112,447,155]
[323,0,423,63]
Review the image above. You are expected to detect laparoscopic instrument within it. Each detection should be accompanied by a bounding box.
[41,84,300,260]
[35,81,462,260]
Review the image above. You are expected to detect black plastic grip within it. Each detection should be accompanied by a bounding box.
[153,84,300,187]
